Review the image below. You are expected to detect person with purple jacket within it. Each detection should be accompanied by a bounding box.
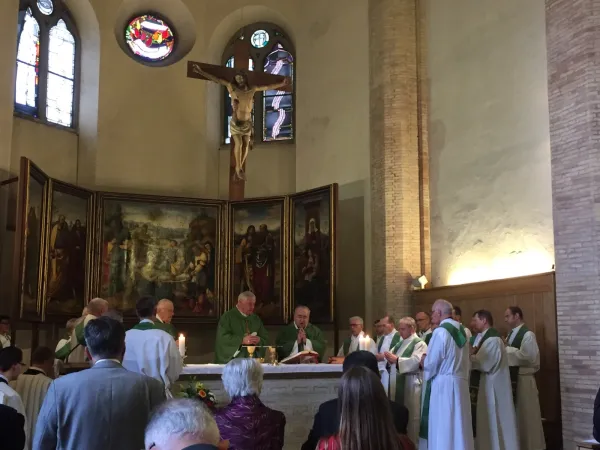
[215,358,285,450]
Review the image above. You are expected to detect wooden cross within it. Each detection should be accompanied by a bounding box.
[187,39,292,201]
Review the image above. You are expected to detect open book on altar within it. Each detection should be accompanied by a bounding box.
[280,350,320,364]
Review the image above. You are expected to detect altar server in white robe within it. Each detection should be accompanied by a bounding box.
[384,316,427,444]
[375,315,401,393]
[470,310,519,450]
[0,346,27,443]
[504,306,545,450]
[11,346,54,450]
[123,296,182,397]
[337,316,377,356]
[419,299,473,450]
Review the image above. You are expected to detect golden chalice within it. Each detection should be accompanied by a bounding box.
[269,346,278,366]
[246,346,256,358]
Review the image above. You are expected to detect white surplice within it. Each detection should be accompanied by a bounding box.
[378,329,400,394]
[389,334,427,445]
[0,374,28,445]
[123,323,183,396]
[419,318,474,450]
[506,325,545,450]
[337,331,377,356]
[10,368,52,450]
[470,330,519,450]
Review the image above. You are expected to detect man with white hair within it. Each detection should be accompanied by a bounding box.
[155,299,177,338]
[214,292,268,363]
[275,305,326,361]
[336,316,376,357]
[419,299,473,450]
[55,298,109,363]
[384,316,427,444]
[145,399,224,450]
[215,358,285,449]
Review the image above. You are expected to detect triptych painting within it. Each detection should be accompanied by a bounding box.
[11,157,337,324]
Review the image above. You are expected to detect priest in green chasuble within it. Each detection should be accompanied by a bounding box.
[214,291,268,364]
[275,305,326,361]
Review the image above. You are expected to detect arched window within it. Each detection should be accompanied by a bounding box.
[222,23,295,144]
[15,0,79,128]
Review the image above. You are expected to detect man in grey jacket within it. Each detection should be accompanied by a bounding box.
[34,316,166,450]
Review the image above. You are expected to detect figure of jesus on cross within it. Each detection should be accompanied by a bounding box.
[192,64,290,180]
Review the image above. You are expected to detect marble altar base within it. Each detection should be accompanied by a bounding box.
[178,364,343,449]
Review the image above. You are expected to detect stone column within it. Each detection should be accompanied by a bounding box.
[369,0,430,320]
[546,0,600,448]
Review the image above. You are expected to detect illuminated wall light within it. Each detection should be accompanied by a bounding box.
[447,250,554,286]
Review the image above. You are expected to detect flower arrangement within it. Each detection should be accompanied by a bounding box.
[178,378,217,410]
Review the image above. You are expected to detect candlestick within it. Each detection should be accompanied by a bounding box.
[179,334,186,358]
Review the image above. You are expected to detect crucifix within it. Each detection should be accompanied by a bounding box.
[187,39,292,201]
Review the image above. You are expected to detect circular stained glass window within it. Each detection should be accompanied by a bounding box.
[251,30,269,48]
[37,0,53,15]
[125,14,175,62]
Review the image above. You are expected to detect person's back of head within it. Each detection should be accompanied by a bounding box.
[338,366,400,450]
[136,296,157,320]
[30,346,55,376]
[84,317,125,362]
[87,298,109,317]
[342,350,380,378]
[145,399,220,450]
[0,346,23,381]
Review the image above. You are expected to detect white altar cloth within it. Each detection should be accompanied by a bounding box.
[182,363,343,376]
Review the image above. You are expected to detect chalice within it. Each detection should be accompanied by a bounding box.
[246,346,256,358]
[268,346,278,366]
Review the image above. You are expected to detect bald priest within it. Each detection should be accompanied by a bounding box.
[276,306,326,361]
[214,291,269,364]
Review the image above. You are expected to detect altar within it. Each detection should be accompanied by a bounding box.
[178,364,344,449]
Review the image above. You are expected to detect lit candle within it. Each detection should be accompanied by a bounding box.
[364,335,371,351]
[359,335,366,351]
[179,334,186,358]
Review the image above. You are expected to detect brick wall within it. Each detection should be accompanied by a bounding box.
[369,0,429,319]
[546,0,600,448]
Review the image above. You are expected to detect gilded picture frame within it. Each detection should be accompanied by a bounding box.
[42,180,95,320]
[93,192,226,323]
[288,184,337,324]
[13,157,50,322]
[227,197,289,324]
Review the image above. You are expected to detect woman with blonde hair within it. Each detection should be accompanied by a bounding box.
[317,366,411,450]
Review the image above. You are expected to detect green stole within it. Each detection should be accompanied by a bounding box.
[342,337,352,356]
[378,332,401,353]
[393,336,422,406]
[424,332,433,346]
[154,321,177,338]
[419,323,467,441]
[508,325,529,406]
[469,328,500,436]
[132,321,157,331]
[75,319,86,346]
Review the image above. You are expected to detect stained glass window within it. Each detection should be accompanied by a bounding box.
[14,0,79,128]
[251,30,269,48]
[222,24,295,145]
[15,8,40,112]
[47,19,75,126]
[125,15,175,62]
[37,0,53,15]
[263,44,294,141]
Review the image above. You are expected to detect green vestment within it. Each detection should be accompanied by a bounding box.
[275,323,326,361]
[154,321,177,338]
[214,307,269,364]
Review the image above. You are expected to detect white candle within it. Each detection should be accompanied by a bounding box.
[359,335,366,350]
[364,335,371,351]
[179,334,186,358]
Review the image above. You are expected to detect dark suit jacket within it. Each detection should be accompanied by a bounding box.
[0,404,26,450]
[594,386,600,442]
[33,359,165,450]
[301,398,409,450]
